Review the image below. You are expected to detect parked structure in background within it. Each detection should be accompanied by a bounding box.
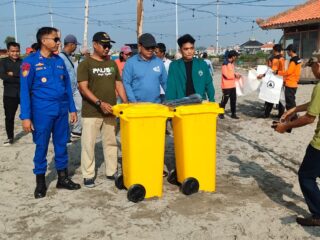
[0,49,7,57]
[257,0,320,81]
[239,38,263,54]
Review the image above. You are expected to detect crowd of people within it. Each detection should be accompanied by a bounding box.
[0,26,320,226]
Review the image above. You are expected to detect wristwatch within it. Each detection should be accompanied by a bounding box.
[95,99,102,106]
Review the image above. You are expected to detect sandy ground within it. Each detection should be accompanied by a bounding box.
[1,68,320,240]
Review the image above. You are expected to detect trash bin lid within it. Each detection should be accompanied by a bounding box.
[173,102,224,115]
[113,103,173,118]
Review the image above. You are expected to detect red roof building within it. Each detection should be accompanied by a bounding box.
[0,49,7,58]
[260,42,274,52]
[257,0,320,80]
[257,0,320,29]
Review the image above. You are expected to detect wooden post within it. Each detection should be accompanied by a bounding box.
[137,0,144,41]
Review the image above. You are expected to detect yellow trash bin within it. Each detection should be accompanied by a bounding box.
[168,102,224,195]
[113,103,173,202]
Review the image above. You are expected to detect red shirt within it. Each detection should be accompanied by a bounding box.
[115,58,125,77]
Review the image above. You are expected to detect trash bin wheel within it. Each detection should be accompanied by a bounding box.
[115,174,125,190]
[181,177,199,195]
[167,169,179,185]
[127,184,146,203]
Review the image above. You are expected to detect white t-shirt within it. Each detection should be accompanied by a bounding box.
[160,57,172,94]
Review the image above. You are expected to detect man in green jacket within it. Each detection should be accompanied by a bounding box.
[166,34,215,101]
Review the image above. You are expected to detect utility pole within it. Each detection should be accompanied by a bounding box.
[175,0,178,53]
[83,0,89,50]
[48,0,54,27]
[216,0,219,55]
[13,0,18,42]
[137,0,144,40]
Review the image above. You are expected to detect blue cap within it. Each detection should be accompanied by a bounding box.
[64,34,81,45]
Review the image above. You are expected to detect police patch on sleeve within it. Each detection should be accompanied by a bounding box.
[21,62,31,77]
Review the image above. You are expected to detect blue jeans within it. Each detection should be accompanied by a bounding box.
[71,90,82,134]
[298,144,320,218]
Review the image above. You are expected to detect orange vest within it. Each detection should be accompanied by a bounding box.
[278,56,302,88]
[268,55,285,72]
[221,62,236,89]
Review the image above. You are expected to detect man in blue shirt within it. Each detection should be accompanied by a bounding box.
[20,27,81,199]
[123,33,167,103]
[59,34,82,140]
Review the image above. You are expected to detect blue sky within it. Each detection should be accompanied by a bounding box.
[0,0,306,52]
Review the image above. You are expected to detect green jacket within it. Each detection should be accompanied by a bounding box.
[166,57,215,101]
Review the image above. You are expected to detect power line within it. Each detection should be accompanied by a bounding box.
[16,0,130,8]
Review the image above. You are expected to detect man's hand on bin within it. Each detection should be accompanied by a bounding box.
[100,102,113,114]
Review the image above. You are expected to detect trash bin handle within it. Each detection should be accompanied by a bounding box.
[119,111,129,122]
[173,109,183,118]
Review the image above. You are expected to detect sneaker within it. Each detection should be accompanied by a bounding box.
[218,114,225,119]
[71,132,81,138]
[67,139,73,145]
[3,139,13,146]
[296,216,320,226]
[57,177,81,190]
[84,178,95,188]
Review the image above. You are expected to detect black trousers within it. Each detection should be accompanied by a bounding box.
[264,102,285,118]
[220,88,236,115]
[285,87,297,110]
[3,96,20,139]
[298,145,320,218]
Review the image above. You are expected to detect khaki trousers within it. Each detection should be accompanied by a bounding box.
[81,117,117,179]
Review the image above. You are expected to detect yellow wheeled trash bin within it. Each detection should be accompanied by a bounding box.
[113,103,173,202]
[168,102,224,195]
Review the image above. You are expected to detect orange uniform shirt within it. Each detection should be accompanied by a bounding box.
[268,55,285,72]
[278,56,302,88]
[221,62,236,89]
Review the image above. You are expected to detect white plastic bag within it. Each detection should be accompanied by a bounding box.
[257,65,268,75]
[246,69,263,94]
[236,77,244,96]
[259,70,284,104]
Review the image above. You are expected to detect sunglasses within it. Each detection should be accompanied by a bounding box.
[44,37,61,43]
[100,43,112,49]
[144,46,155,51]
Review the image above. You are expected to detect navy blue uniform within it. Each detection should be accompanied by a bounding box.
[20,51,76,175]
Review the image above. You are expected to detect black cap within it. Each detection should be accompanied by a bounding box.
[228,50,240,58]
[177,34,195,48]
[138,33,156,48]
[285,44,297,53]
[92,32,115,43]
[273,44,282,52]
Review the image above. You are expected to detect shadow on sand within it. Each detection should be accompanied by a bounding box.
[228,155,320,237]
